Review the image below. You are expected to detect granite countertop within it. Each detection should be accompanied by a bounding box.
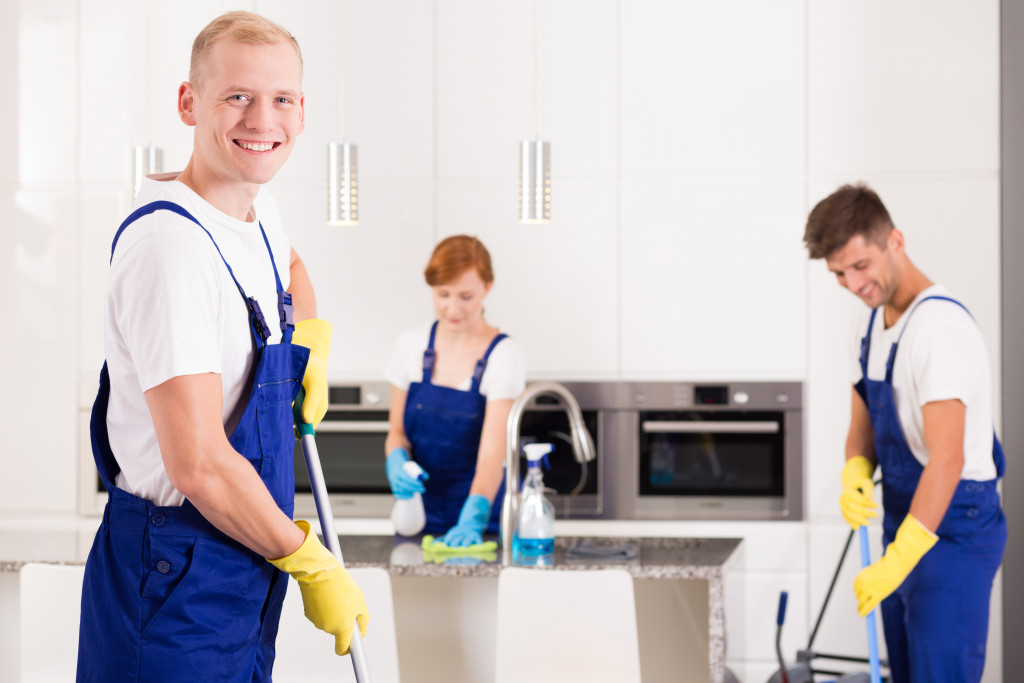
[1,526,740,578]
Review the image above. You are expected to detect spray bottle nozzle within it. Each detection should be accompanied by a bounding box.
[523,443,554,470]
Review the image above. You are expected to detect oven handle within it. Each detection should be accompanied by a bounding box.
[641,420,780,434]
[314,421,391,434]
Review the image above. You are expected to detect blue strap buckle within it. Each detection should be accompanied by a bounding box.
[248,296,272,344]
[278,291,295,331]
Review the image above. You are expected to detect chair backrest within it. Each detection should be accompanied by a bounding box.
[495,567,641,683]
[19,562,86,683]
[274,566,401,683]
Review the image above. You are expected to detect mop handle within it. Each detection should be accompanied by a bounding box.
[296,393,372,683]
[858,526,883,683]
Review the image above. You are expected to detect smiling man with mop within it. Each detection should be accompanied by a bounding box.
[804,183,1006,683]
[77,12,368,682]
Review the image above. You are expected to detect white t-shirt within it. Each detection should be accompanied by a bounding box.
[105,175,292,506]
[384,321,526,401]
[851,284,997,481]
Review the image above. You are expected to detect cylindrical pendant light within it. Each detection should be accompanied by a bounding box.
[518,0,550,224]
[132,144,163,198]
[327,141,359,226]
[518,139,550,223]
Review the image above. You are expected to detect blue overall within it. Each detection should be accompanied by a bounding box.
[77,201,308,682]
[856,295,1007,683]
[403,321,508,534]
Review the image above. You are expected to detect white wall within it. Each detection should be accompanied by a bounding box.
[0,0,1001,681]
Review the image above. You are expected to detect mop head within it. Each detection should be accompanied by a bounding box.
[420,535,498,557]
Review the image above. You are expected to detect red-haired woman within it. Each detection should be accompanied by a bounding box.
[384,235,525,546]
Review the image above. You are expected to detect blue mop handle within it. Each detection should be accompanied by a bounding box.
[858,526,883,683]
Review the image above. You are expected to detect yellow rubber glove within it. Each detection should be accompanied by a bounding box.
[839,455,878,530]
[853,513,937,617]
[292,319,333,429]
[268,521,369,655]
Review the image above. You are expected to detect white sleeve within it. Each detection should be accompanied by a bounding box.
[480,337,527,401]
[909,317,986,407]
[110,225,222,391]
[384,328,420,390]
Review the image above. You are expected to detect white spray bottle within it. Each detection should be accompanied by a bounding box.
[390,460,427,536]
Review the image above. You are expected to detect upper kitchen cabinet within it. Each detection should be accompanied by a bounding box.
[436,180,620,377]
[620,179,806,380]
[271,180,439,379]
[8,0,79,187]
[436,0,618,181]
[620,0,805,179]
[808,0,999,175]
[262,0,435,185]
[78,0,239,187]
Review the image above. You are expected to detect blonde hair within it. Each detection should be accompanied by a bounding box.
[189,11,302,92]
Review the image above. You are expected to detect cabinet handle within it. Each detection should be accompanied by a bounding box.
[641,421,779,434]
[314,421,391,433]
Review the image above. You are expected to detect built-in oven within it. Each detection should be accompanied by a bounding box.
[600,381,803,521]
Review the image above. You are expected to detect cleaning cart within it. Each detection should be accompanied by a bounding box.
[767,527,888,683]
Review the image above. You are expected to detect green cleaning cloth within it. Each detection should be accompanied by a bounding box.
[421,535,498,556]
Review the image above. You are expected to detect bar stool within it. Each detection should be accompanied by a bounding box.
[495,567,642,683]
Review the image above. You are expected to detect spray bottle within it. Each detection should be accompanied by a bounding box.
[390,460,426,536]
[516,443,555,555]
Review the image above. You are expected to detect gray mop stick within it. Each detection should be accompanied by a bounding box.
[295,389,372,682]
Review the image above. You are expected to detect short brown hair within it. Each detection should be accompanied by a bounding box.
[804,183,894,259]
[189,11,302,92]
[424,236,494,286]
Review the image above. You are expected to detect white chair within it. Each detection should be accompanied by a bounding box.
[274,566,400,683]
[19,562,86,683]
[495,567,642,683]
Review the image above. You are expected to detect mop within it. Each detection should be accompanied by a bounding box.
[295,389,373,682]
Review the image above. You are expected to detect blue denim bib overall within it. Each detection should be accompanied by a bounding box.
[856,295,1006,683]
[403,321,508,534]
[77,201,308,682]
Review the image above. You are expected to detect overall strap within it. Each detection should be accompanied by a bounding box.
[470,332,509,393]
[859,307,880,381]
[255,219,295,344]
[421,321,440,383]
[110,201,280,348]
[885,295,970,382]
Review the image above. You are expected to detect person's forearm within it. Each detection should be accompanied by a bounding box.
[175,447,306,559]
[469,442,507,502]
[385,431,412,455]
[289,248,317,321]
[845,386,877,465]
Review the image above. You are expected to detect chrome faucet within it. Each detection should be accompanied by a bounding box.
[501,382,596,565]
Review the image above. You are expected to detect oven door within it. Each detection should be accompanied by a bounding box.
[293,408,394,518]
[518,406,602,518]
[632,410,798,519]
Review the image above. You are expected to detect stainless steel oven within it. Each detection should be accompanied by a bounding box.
[598,381,804,520]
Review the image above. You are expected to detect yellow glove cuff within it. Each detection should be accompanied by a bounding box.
[267,520,334,574]
[841,456,875,489]
[293,319,333,360]
[891,513,938,563]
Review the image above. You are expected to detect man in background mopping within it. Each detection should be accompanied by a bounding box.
[77,12,368,681]
[804,183,1006,683]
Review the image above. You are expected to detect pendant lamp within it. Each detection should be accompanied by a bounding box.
[327,1,359,226]
[132,5,162,198]
[518,0,550,223]
[132,144,163,198]
[327,141,358,226]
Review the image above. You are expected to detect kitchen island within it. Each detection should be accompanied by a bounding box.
[0,524,741,683]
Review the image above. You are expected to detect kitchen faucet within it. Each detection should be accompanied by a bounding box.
[501,382,596,565]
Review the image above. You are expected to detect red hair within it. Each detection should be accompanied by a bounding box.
[424,235,494,286]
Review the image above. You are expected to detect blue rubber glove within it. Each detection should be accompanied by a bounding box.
[441,494,492,548]
[386,448,427,499]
